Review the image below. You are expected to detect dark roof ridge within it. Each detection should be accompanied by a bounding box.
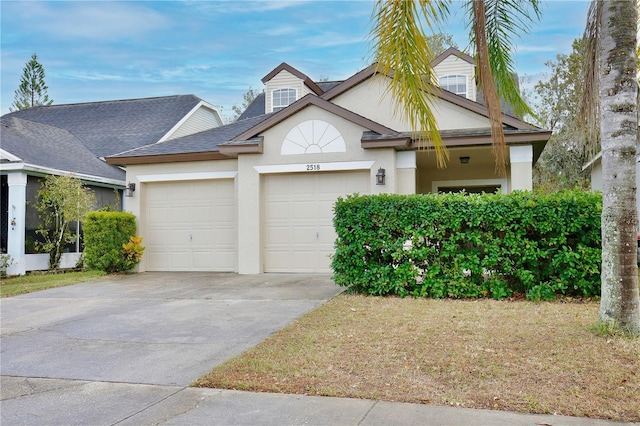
[431,47,475,67]
[2,94,202,113]
[261,62,323,95]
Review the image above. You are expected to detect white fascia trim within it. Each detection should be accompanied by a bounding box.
[0,162,125,186]
[254,160,376,174]
[0,149,22,162]
[432,178,508,194]
[137,171,238,183]
[157,100,223,143]
[582,151,603,171]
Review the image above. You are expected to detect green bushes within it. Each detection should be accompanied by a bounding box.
[332,190,601,300]
[83,212,143,272]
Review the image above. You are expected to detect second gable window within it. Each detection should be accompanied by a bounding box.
[440,75,467,98]
[272,88,297,112]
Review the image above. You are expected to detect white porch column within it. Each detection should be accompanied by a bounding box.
[396,151,416,195]
[6,172,27,275]
[509,145,533,192]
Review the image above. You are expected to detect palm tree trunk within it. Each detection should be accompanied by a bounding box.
[598,0,640,334]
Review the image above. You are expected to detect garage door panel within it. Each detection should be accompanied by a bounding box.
[292,228,317,244]
[144,180,236,272]
[264,171,369,273]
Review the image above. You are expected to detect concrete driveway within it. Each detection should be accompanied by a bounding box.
[0,272,342,423]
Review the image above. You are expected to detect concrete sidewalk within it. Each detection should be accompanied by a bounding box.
[1,273,635,425]
[0,377,630,425]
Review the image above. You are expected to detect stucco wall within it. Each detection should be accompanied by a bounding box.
[330,74,490,132]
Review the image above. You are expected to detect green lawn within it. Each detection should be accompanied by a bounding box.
[0,270,107,298]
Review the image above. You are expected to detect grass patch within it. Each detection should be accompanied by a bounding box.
[0,270,107,298]
[195,295,640,422]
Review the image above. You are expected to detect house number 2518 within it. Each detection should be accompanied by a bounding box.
[306,164,321,171]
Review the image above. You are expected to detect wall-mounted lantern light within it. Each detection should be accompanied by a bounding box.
[124,182,136,197]
[459,156,470,164]
[376,168,386,185]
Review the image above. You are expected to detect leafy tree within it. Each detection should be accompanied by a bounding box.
[533,39,586,132]
[10,53,53,111]
[35,175,96,270]
[232,87,259,121]
[371,0,540,173]
[532,39,591,192]
[581,0,639,334]
[426,32,459,56]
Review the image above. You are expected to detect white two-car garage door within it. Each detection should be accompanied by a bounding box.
[263,171,370,273]
[144,180,236,271]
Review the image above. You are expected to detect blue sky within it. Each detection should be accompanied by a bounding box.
[1,1,590,121]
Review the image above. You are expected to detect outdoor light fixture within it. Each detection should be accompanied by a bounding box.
[124,182,136,197]
[459,156,470,164]
[376,168,386,185]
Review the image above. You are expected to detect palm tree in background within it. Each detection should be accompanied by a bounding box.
[581,0,639,334]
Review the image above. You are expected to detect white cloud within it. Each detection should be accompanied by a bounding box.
[262,26,298,36]
[183,0,312,15]
[514,45,558,53]
[6,1,170,41]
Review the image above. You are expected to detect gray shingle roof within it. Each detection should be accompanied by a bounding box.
[237,93,266,121]
[2,95,203,158]
[1,117,125,182]
[109,113,273,158]
[316,81,342,92]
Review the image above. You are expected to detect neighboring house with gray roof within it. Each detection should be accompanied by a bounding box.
[103,51,551,275]
[1,95,223,275]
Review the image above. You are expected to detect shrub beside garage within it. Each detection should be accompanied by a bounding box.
[332,190,601,300]
[84,211,143,273]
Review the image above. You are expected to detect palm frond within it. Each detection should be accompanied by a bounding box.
[371,0,451,167]
[468,0,541,175]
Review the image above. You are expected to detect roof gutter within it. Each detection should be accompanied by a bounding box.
[0,162,126,186]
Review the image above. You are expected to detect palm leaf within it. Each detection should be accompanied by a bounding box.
[468,0,541,175]
[371,0,451,167]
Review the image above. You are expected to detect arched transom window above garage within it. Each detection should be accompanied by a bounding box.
[440,74,467,98]
[281,120,346,155]
[272,88,297,112]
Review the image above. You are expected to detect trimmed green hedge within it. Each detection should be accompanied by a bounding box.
[332,191,601,300]
[84,211,137,273]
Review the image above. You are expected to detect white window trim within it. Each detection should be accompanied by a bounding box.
[137,171,237,183]
[440,74,468,98]
[271,88,297,112]
[432,178,508,194]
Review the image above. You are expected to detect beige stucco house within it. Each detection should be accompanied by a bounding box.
[106,49,551,274]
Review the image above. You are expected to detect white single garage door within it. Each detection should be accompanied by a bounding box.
[263,171,370,273]
[144,180,236,271]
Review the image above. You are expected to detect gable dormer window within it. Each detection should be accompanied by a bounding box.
[272,88,297,112]
[440,75,467,98]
